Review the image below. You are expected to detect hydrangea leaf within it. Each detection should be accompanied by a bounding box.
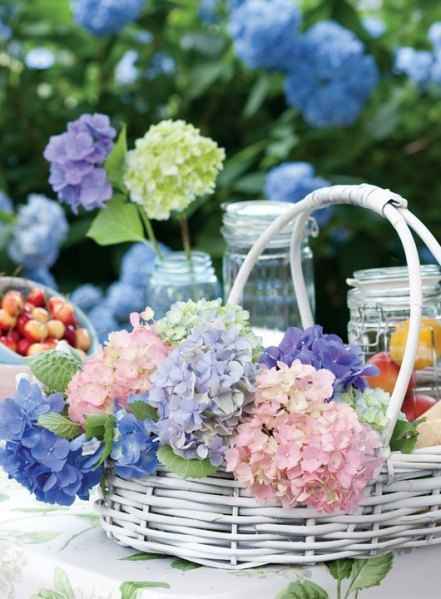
[30,346,83,394]
[121,552,167,561]
[128,401,158,422]
[84,414,109,440]
[38,413,82,441]
[346,553,393,594]
[87,195,145,246]
[157,445,216,479]
[171,558,202,571]
[96,415,116,467]
[119,581,170,599]
[105,124,127,191]
[53,567,74,599]
[276,580,329,599]
[326,559,353,581]
[390,419,419,453]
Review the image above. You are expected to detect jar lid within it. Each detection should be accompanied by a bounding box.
[347,265,441,296]
[222,201,318,248]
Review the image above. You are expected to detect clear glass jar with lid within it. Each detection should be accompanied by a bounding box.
[222,201,317,338]
[347,265,441,396]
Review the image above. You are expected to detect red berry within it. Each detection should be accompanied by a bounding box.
[0,309,17,332]
[16,313,30,337]
[24,319,48,343]
[32,307,49,323]
[48,296,65,316]
[47,319,65,340]
[23,302,35,315]
[27,288,46,307]
[17,338,32,356]
[0,335,16,352]
[64,325,77,347]
[2,290,24,316]
[75,328,91,352]
[52,302,76,327]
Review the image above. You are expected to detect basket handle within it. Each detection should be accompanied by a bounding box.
[227,184,423,446]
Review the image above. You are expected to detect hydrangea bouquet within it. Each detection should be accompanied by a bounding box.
[0,301,417,513]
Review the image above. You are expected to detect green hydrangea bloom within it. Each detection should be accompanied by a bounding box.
[155,298,261,353]
[124,120,225,220]
[340,387,405,433]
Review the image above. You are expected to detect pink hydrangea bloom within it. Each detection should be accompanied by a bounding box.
[67,312,169,424]
[226,362,383,513]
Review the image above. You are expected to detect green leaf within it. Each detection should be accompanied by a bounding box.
[84,414,109,439]
[157,445,217,479]
[326,559,353,582]
[53,568,74,599]
[105,124,127,190]
[390,419,419,453]
[119,580,170,599]
[243,76,271,118]
[121,552,167,561]
[0,210,15,224]
[346,553,394,594]
[87,196,145,246]
[188,62,226,99]
[35,591,65,599]
[97,415,115,467]
[38,413,82,441]
[277,580,329,599]
[171,558,202,571]
[128,401,158,422]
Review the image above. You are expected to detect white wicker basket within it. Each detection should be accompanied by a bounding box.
[96,184,441,569]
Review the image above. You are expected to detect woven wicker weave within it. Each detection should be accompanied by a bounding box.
[97,184,441,569]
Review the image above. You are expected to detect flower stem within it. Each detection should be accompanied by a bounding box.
[140,208,163,260]
[179,216,192,265]
[337,580,342,599]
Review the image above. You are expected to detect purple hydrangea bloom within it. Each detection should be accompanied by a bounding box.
[229,0,302,71]
[44,113,116,213]
[71,0,145,36]
[284,21,379,127]
[111,408,158,478]
[149,325,256,467]
[70,284,103,313]
[9,194,68,269]
[0,379,103,505]
[264,162,332,226]
[261,325,378,394]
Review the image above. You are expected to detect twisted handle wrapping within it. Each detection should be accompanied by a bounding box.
[227,184,423,446]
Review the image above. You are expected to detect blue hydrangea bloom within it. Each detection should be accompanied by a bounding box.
[265,162,332,226]
[44,113,116,213]
[71,0,145,36]
[88,303,118,343]
[111,408,158,478]
[22,267,58,290]
[115,50,139,86]
[106,282,146,322]
[149,325,256,467]
[146,53,176,79]
[25,48,55,70]
[8,194,68,269]
[261,325,378,394]
[120,242,157,288]
[229,0,302,71]
[284,21,379,127]
[362,17,385,38]
[199,0,219,24]
[428,22,441,50]
[229,0,246,10]
[0,191,12,213]
[70,284,103,313]
[394,47,434,88]
[0,379,103,505]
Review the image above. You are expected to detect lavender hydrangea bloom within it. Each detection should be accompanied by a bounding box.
[8,194,68,269]
[106,282,146,322]
[284,21,379,127]
[71,0,145,36]
[264,162,332,226]
[149,325,257,466]
[44,113,116,213]
[261,325,378,394]
[0,379,103,505]
[229,0,302,71]
[70,284,103,312]
[111,409,158,478]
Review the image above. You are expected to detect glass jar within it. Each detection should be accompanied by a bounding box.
[149,251,221,319]
[222,201,317,336]
[347,265,441,396]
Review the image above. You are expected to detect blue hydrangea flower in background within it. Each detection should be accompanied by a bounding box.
[25,48,55,70]
[115,50,139,86]
[420,246,437,264]
[111,408,158,478]
[0,191,12,213]
[199,0,219,24]
[229,0,246,10]
[23,267,58,290]
[44,113,116,213]
[149,325,257,467]
[120,242,158,288]
[394,47,434,88]
[8,194,68,270]
[0,19,11,40]
[146,53,176,79]
[106,282,146,322]
[284,21,379,127]
[261,325,377,394]
[71,0,145,36]
[264,162,332,226]
[70,284,103,313]
[0,379,103,505]
[428,22,441,50]
[88,303,119,343]
[362,16,385,38]
[229,0,302,71]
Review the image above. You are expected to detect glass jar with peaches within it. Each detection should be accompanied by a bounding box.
[347,265,441,421]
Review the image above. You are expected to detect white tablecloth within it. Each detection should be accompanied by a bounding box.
[1,471,441,598]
